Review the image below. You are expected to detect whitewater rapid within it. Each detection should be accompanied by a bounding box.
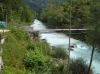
[30,19,100,74]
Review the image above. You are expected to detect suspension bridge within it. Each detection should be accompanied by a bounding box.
[34,28,88,32]
[20,26,88,34]
[33,28,88,34]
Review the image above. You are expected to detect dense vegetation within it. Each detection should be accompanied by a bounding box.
[39,0,100,40]
[39,0,92,28]
[0,0,37,25]
[69,58,93,74]
[39,0,100,74]
[23,0,42,13]
[0,0,100,74]
[1,27,67,74]
[1,27,51,74]
[1,27,93,74]
[1,27,30,74]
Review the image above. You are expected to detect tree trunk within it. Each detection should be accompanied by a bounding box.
[87,40,95,74]
[67,0,72,74]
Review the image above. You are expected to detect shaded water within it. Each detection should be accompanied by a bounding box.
[30,19,100,74]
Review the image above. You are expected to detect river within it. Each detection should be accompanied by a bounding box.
[30,19,100,74]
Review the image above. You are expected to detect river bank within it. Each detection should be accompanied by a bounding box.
[30,19,100,74]
[39,22,87,42]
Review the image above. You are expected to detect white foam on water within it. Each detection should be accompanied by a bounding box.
[30,19,100,74]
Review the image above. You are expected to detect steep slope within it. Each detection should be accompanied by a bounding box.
[23,0,42,12]
[31,0,47,8]
[23,0,67,12]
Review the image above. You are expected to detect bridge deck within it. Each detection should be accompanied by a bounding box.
[34,29,88,32]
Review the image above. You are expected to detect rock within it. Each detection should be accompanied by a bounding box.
[68,44,77,48]
[40,39,46,42]
[68,48,73,51]
[50,46,56,50]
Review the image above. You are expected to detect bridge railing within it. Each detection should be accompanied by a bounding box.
[47,25,83,29]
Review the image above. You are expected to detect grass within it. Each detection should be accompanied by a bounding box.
[52,47,68,59]
[1,26,93,74]
[69,58,93,74]
[1,27,29,74]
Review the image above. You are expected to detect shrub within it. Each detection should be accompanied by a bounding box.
[2,66,34,74]
[32,32,39,37]
[51,61,67,74]
[2,32,28,68]
[2,27,31,74]
[27,43,35,50]
[10,27,30,40]
[69,58,93,74]
[52,47,68,59]
[27,41,51,55]
[24,50,51,74]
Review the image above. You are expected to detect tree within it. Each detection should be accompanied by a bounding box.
[0,0,35,24]
[85,0,100,73]
[39,1,70,28]
[71,0,91,28]
[20,3,34,23]
[39,0,92,29]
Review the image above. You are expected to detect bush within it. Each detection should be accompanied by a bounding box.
[52,47,68,59]
[51,61,67,74]
[10,27,30,40]
[32,32,39,37]
[27,41,51,55]
[27,43,35,50]
[24,50,51,74]
[2,32,28,68]
[69,58,93,74]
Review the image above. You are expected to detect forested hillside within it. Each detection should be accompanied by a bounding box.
[23,0,42,12]
[39,0,100,73]
[39,0,100,41]
[39,0,91,28]
[39,0,99,28]
[0,0,100,74]
[0,0,37,25]
[23,0,67,12]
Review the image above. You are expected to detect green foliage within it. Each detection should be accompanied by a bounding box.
[85,1,100,72]
[23,0,42,13]
[25,41,53,73]
[69,58,93,74]
[52,47,68,59]
[50,59,67,74]
[2,66,30,74]
[24,50,51,74]
[2,30,29,68]
[32,32,39,37]
[1,27,31,74]
[39,2,67,28]
[71,0,91,27]
[39,0,92,29]
[85,0,100,47]
[0,0,36,24]
[10,27,30,40]
[27,43,35,50]
[27,41,51,55]
[20,3,34,23]
[1,26,53,74]
[52,63,64,74]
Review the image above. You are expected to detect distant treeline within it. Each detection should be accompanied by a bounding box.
[39,0,100,29]
[0,0,38,24]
